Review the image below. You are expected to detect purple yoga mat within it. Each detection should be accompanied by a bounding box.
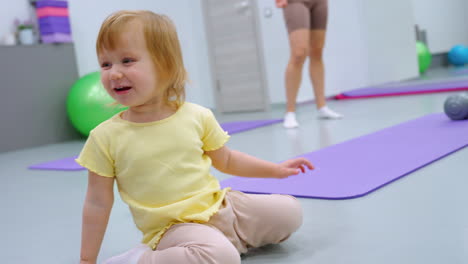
[221,119,282,134]
[221,113,468,200]
[28,118,283,171]
[28,156,81,171]
[339,79,468,98]
[36,1,68,8]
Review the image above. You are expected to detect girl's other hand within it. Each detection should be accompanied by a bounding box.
[276,158,314,178]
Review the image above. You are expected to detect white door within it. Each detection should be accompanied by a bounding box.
[203,0,269,113]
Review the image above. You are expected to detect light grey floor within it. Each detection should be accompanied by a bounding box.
[1,67,468,264]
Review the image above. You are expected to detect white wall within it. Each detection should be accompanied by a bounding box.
[187,1,215,108]
[361,0,418,85]
[411,0,468,53]
[0,1,34,43]
[323,0,371,92]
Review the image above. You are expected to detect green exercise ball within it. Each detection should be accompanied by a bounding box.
[67,71,127,136]
[416,41,432,74]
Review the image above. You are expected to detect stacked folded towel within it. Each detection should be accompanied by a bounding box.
[36,0,72,43]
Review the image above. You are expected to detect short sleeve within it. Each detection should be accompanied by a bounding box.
[75,130,115,177]
[201,109,230,151]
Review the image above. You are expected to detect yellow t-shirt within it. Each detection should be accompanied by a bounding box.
[76,102,230,250]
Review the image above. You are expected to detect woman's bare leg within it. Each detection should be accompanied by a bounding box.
[285,29,310,113]
[308,29,326,109]
[308,29,342,118]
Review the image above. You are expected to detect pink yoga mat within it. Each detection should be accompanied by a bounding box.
[220,113,468,199]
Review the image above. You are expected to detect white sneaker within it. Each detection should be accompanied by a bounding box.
[317,106,343,119]
[102,244,150,264]
[283,112,299,128]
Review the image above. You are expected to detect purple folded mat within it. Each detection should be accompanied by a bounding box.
[28,118,283,171]
[221,113,468,200]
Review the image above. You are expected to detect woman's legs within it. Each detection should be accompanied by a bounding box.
[283,29,310,128]
[285,29,310,114]
[308,29,326,109]
[283,0,341,124]
[308,29,342,118]
[282,1,310,128]
[308,0,342,118]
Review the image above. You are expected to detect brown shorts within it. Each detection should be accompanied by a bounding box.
[283,0,328,33]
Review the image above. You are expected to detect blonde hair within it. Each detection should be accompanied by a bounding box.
[96,10,187,108]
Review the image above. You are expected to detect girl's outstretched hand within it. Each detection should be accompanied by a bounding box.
[275,158,314,178]
[275,0,288,8]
